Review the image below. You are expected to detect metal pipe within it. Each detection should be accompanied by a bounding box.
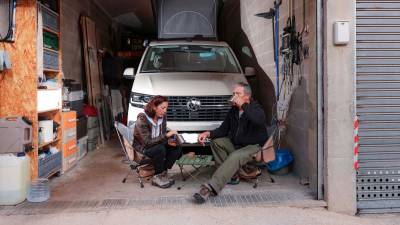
[316,0,324,200]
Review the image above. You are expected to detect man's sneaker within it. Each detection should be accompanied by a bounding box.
[152,174,172,188]
[161,171,175,186]
[227,174,240,185]
[193,184,212,204]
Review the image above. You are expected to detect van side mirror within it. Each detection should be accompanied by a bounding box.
[244,67,256,77]
[123,68,135,79]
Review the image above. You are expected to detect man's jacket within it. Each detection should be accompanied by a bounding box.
[210,101,268,149]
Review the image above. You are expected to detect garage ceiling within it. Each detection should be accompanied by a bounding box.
[94,0,155,33]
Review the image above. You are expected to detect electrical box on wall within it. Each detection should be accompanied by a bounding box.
[333,21,350,45]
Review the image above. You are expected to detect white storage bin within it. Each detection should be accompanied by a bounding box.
[38,120,53,144]
[37,89,62,113]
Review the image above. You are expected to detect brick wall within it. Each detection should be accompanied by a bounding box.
[241,0,318,194]
[61,0,114,83]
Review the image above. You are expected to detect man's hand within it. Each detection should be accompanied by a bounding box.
[234,95,246,108]
[198,131,210,146]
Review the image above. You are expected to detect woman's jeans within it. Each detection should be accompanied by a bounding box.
[144,143,182,175]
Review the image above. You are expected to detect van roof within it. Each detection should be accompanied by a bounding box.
[149,40,229,47]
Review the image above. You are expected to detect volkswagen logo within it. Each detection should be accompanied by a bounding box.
[186,98,201,111]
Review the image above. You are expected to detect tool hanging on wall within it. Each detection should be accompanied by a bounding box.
[256,0,307,149]
[255,0,282,99]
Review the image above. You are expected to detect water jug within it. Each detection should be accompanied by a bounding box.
[0,154,30,205]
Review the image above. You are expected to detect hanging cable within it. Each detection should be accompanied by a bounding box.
[0,0,15,42]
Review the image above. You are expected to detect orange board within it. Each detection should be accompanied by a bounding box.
[0,0,38,179]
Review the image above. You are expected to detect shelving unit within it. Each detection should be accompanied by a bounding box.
[37,0,62,179]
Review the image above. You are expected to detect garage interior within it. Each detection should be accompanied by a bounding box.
[0,0,323,212]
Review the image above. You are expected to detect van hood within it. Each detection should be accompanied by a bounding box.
[132,72,247,96]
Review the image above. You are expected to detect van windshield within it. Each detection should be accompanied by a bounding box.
[141,45,241,73]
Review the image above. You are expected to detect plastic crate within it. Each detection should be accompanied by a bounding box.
[38,151,62,178]
[76,116,87,139]
[42,5,59,32]
[43,49,59,70]
[40,0,58,12]
[87,116,99,129]
[43,31,59,50]
[77,136,88,160]
[62,152,77,173]
[70,100,84,118]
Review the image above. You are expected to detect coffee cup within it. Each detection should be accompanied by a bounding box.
[228,95,236,105]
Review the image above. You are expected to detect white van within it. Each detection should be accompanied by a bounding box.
[124,39,254,133]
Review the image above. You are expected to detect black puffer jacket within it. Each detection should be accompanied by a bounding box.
[210,101,268,149]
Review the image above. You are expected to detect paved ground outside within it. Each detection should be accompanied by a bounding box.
[1,205,400,225]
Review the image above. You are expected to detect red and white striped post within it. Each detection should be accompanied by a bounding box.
[354,116,359,170]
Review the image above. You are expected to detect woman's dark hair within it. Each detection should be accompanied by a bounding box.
[144,95,168,118]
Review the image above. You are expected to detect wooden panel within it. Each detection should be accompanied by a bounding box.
[80,16,102,106]
[0,0,38,179]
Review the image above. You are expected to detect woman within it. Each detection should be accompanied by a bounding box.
[133,95,181,188]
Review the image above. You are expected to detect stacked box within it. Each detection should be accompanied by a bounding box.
[40,0,58,12]
[61,111,78,173]
[87,116,100,151]
[38,150,62,178]
[43,31,59,50]
[42,4,59,32]
[77,136,88,160]
[43,49,59,70]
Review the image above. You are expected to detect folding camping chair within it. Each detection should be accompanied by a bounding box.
[239,130,276,188]
[114,122,154,188]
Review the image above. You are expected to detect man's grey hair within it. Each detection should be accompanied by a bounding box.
[235,82,252,97]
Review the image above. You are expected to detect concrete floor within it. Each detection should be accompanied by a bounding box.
[2,139,400,224]
[49,138,317,202]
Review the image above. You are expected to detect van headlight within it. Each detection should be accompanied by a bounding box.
[130,93,153,108]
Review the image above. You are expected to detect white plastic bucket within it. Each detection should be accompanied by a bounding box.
[39,120,53,143]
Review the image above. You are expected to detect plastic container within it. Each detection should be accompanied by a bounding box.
[77,136,88,160]
[41,4,59,31]
[0,154,31,205]
[43,49,59,70]
[27,178,50,202]
[38,120,53,144]
[267,148,294,172]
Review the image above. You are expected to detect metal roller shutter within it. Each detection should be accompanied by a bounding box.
[356,0,400,213]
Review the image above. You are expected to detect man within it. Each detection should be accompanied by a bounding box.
[193,82,268,204]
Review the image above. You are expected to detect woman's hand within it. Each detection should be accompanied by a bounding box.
[168,138,177,147]
[166,130,178,138]
[198,131,210,146]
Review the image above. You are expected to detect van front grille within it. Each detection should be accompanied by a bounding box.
[167,95,231,121]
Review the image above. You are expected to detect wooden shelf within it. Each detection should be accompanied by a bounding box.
[37,86,62,90]
[38,137,61,149]
[43,47,59,53]
[116,50,144,58]
[38,108,61,114]
[43,26,59,36]
[43,68,60,73]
